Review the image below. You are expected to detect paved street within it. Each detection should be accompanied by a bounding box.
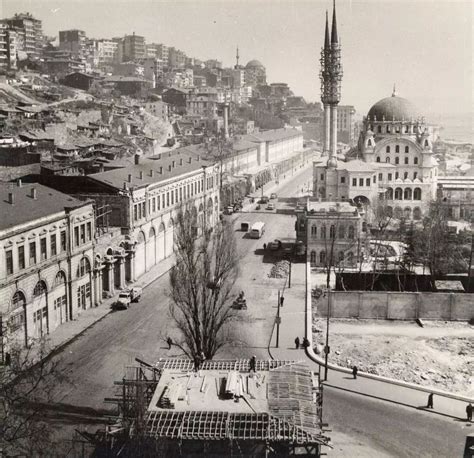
[38,163,471,456]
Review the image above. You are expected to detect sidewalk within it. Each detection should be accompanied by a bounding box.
[41,255,175,359]
[268,263,473,420]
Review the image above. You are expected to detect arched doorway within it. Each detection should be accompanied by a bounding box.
[53,271,68,328]
[310,250,316,266]
[32,280,48,339]
[76,257,92,311]
[157,222,166,261]
[10,291,27,347]
[165,219,174,258]
[135,231,146,278]
[147,227,156,271]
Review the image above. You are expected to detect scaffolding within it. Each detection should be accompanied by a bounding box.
[101,359,330,457]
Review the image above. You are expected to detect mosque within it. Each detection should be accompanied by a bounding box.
[313,2,439,221]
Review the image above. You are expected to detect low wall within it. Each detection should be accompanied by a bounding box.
[316,291,473,321]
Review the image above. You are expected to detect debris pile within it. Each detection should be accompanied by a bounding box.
[268,260,290,279]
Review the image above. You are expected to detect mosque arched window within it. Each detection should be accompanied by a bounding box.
[395,145,400,153]
[386,146,390,153]
[414,157,418,165]
[395,157,399,165]
[414,188,422,200]
[404,157,409,164]
[386,157,390,163]
[376,156,380,163]
[405,146,409,153]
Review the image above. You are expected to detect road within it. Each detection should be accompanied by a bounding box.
[39,163,469,456]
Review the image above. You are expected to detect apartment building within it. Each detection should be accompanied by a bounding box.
[5,12,42,60]
[59,29,87,60]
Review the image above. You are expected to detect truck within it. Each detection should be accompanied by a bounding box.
[249,222,265,239]
[112,287,142,310]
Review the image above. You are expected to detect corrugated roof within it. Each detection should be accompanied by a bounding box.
[0,183,87,232]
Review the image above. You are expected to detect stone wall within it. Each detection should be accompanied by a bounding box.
[315,291,473,321]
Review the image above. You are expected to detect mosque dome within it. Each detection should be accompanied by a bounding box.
[367,94,420,122]
[245,60,265,69]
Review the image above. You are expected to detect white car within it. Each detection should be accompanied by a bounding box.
[266,203,275,210]
[113,291,132,310]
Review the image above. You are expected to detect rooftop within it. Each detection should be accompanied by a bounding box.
[306,200,360,215]
[243,127,302,143]
[89,150,214,190]
[0,182,88,232]
[138,359,327,445]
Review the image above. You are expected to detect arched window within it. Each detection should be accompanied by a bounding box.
[404,207,411,219]
[321,225,326,239]
[394,207,403,219]
[413,188,422,200]
[329,225,336,239]
[168,218,174,228]
[413,207,422,220]
[137,231,146,243]
[347,252,354,265]
[386,206,393,217]
[386,126,390,133]
[319,251,326,264]
[395,188,403,200]
[386,146,390,153]
[338,225,345,239]
[311,225,317,237]
[338,251,344,262]
[386,157,390,163]
[377,125,382,133]
[405,146,409,153]
[33,280,47,297]
[348,225,355,239]
[310,251,316,265]
[404,172,408,179]
[12,291,26,309]
[414,157,418,165]
[404,157,409,165]
[149,227,156,239]
[395,145,400,153]
[54,271,66,287]
[395,157,399,165]
[376,156,380,163]
[77,257,91,278]
[386,188,394,200]
[158,222,166,233]
[404,126,409,133]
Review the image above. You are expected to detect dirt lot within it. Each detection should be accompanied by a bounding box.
[312,317,474,397]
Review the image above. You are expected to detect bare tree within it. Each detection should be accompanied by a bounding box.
[168,204,240,365]
[0,328,67,456]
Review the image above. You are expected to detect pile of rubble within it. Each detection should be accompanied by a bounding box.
[268,260,290,279]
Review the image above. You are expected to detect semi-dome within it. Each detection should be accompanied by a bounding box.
[246,59,264,68]
[367,94,419,121]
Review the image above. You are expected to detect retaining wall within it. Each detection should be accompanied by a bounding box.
[317,291,473,321]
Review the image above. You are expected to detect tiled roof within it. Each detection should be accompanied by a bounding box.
[0,183,87,232]
[89,151,214,190]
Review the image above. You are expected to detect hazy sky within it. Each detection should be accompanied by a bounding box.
[2,0,472,116]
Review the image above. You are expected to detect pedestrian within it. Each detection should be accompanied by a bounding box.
[166,337,173,350]
[427,393,434,409]
[295,337,300,349]
[466,403,472,422]
[280,296,284,308]
[263,243,267,250]
[249,355,256,372]
[352,365,358,379]
[302,337,310,349]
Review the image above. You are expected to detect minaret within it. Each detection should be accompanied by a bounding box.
[320,0,343,169]
[235,46,240,69]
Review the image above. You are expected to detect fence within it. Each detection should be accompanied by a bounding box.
[315,291,473,321]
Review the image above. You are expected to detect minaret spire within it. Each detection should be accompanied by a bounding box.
[236,46,240,67]
[324,10,330,49]
[392,83,397,97]
[331,0,338,44]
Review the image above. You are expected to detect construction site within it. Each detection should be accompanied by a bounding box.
[94,358,330,457]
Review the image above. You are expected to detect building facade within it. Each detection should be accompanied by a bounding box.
[59,29,87,61]
[5,12,42,60]
[0,183,95,354]
[337,105,356,145]
[296,201,364,267]
[121,33,146,62]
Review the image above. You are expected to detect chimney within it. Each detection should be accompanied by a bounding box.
[139,171,144,179]
[8,192,14,205]
[31,188,37,199]
[134,154,141,165]
[17,179,22,187]
[128,174,132,183]
[149,169,154,177]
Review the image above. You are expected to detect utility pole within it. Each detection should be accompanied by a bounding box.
[468,229,474,293]
[324,290,330,381]
[276,289,281,348]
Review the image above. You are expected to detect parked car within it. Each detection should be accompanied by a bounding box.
[241,222,250,232]
[224,206,234,215]
[266,203,275,210]
[113,291,132,310]
[260,196,269,204]
[270,193,277,199]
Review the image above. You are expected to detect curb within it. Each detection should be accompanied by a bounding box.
[41,262,173,364]
[304,262,474,404]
